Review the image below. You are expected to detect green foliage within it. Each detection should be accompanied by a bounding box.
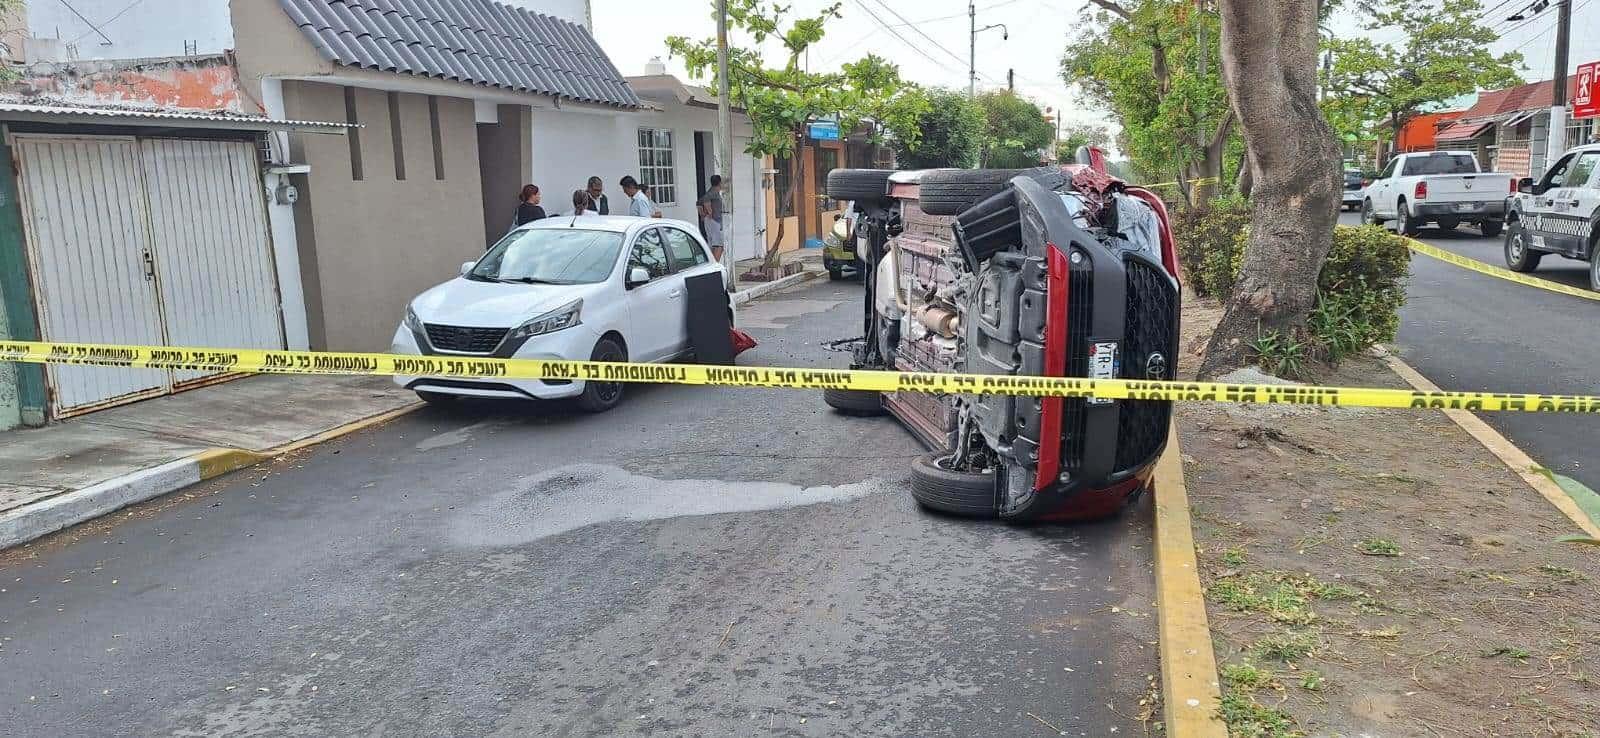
[1530,467,1600,546]
[1221,662,1277,692]
[975,90,1053,168]
[893,88,984,169]
[1056,123,1111,162]
[1254,632,1318,662]
[1297,672,1325,692]
[1060,0,1231,189]
[1218,693,1301,738]
[1171,196,1251,298]
[1324,0,1523,141]
[1355,537,1402,557]
[1252,332,1309,381]
[1221,547,1248,568]
[665,0,929,159]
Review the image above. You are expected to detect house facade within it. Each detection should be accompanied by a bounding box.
[764,126,889,255]
[1437,75,1600,178]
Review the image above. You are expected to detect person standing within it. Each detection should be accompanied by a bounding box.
[514,184,545,226]
[585,176,610,215]
[620,176,656,218]
[569,190,599,216]
[697,175,726,262]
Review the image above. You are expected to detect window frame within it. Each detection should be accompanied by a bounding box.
[1564,151,1600,189]
[661,226,710,271]
[628,226,674,282]
[1539,153,1577,190]
[1376,158,1398,180]
[637,127,678,206]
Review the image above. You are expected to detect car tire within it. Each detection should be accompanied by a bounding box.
[919,167,1066,216]
[1590,250,1600,292]
[1397,200,1422,236]
[1436,217,1459,231]
[1504,220,1543,272]
[822,387,885,416]
[1480,219,1503,237]
[576,337,627,413]
[825,169,896,204]
[415,390,457,405]
[1362,199,1384,226]
[909,452,997,517]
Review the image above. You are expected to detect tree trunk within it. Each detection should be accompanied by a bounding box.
[1189,108,1235,203]
[1236,144,1254,198]
[1198,0,1341,378]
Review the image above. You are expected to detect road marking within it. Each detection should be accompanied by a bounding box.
[1153,427,1227,738]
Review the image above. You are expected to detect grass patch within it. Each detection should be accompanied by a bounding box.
[1207,571,1372,625]
[1222,661,1278,692]
[1297,672,1325,692]
[1537,565,1587,584]
[1254,632,1318,662]
[1218,693,1301,737]
[1484,646,1532,662]
[1355,537,1402,557]
[1222,547,1248,568]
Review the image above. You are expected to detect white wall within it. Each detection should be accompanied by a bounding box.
[24,0,232,60]
[529,104,763,261]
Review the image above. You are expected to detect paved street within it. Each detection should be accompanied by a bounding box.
[0,279,1157,737]
[1341,212,1600,491]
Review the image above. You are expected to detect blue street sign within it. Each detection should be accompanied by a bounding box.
[807,121,840,141]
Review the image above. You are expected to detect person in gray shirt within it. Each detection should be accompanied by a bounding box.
[697,174,726,262]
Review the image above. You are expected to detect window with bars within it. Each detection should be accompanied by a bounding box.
[637,128,677,205]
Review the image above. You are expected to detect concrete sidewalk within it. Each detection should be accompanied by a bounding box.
[0,374,418,549]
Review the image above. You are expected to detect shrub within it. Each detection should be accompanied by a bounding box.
[1171,196,1251,298]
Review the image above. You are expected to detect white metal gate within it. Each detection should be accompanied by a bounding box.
[12,134,284,417]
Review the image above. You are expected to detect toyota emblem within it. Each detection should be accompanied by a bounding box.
[1144,352,1168,378]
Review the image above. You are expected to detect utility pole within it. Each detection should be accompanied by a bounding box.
[968,2,976,98]
[1546,0,1572,165]
[1007,68,1014,92]
[716,0,736,287]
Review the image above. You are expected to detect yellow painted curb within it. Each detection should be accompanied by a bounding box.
[193,448,268,480]
[1153,426,1227,737]
[1379,349,1600,540]
[192,402,424,481]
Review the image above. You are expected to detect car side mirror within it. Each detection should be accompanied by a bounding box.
[626,266,651,288]
[460,260,476,276]
[1517,177,1536,194]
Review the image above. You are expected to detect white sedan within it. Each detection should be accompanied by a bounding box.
[391,216,730,412]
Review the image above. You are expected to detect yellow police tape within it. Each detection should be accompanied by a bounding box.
[1402,237,1600,302]
[4,340,1598,414]
[1140,176,1222,190]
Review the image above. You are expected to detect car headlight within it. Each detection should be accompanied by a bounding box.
[404,304,424,332]
[510,299,582,340]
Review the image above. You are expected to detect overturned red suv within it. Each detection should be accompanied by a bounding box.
[821,155,1180,521]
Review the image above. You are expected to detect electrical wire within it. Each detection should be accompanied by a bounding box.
[846,0,967,75]
[864,0,971,68]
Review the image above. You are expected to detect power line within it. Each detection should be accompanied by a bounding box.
[1507,0,1591,53]
[846,0,966,75]
[863,0,969,69]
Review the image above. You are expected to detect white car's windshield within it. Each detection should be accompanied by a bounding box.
[472,228,623,284]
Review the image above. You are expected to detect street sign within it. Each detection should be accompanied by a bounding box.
[1576,61,1599,120]
[807,121,840,141]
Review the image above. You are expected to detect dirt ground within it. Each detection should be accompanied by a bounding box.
[1178,296,1600,738]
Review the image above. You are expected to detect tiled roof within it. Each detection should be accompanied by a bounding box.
[1458,75,1578,121]
[1435,121,1491,141]
[278,0,642,108]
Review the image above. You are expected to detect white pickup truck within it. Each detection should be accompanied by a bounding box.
[1360,150,1515,236]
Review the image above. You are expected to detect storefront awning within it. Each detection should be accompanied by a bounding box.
[1436,120,1492,141]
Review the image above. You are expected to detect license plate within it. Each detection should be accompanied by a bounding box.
[1087,341,1119,405]
[1455,203,1476,212]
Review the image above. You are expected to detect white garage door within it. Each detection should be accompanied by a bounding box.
[13,134,284,417]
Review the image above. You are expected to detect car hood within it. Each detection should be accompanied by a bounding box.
[409,278,605,328]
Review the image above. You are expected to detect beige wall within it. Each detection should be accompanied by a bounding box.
[283,80,486,350]
[229,0,331,90]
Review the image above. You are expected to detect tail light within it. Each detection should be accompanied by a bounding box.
[1510,178,1518,194]
[1414,180,1428,199]
[1362,179,1371,187]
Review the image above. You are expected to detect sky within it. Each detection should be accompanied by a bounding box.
[591,0,1600,143]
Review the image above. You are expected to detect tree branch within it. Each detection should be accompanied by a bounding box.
[1088,0,1132,19]
[1208,106,1237,152]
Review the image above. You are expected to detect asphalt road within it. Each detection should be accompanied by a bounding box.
[1340,211,1599,491]
[0,279,1158,737]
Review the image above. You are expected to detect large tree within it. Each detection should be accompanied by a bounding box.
[975,90,1055,168]
[1198,0,1343,377]
[1323,0,1521,159]
[1061,0,1234,203]
[667,1,928,261]
[894,88,984,169]
[1057,122,1113,161]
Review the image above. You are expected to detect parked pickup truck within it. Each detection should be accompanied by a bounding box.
[1360,150,1515,236]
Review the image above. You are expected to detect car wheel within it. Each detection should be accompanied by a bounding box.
[822,387,885,416]
[918,167,1066,216]
[415,390,457,405]
[909,452,997,517]
[1362,199,1383,226]
[1436,217,1459,231]
[576,337,627,413]
[1504,220,1543,272]
[827,266,845,281]
[825,169,896,204]
[1590,250,1600,292]
[1480,219,1503,237]
[1397,200,1422,236]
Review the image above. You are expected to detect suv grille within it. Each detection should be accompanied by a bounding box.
[1061,267,1094,472]
[1115,260,1178,470]
[424,324,508,354]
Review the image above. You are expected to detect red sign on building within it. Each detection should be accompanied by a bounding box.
[1576,61,1600,120]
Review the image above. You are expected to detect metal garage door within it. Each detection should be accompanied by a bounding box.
[12,134,283,417]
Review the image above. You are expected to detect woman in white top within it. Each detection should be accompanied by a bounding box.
[569,190,599,216]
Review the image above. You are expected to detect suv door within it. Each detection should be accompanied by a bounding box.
[660,226,719,356]
[1526,152,1592,255]
[1370,158,1399,217]
[624,227,682,361]
[1551,151,1600,256]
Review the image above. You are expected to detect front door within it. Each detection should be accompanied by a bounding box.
[1528,151,1599,255]
[624,227,683,361]
[659,225,720,357]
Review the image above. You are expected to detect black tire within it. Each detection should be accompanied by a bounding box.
[1436,217,1459,231]
[1504,219,1543,272]
[918,167,1066,216]
[909,452,997,517]
[826,169,895,203]
[1590,250,1600,292]
[1397,200,1422,236]
[827,266,845,280]
[576,337,627,413]
[1362,199,1384,226]
[1480,219,1503,237]
[822,387,885,416]
[415,390,457,405]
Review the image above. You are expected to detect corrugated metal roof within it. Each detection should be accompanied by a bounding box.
[279,0,642,109]
[0,102,354,131]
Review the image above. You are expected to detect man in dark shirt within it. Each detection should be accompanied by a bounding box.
[515,184,546,226]
[586,176,610,215]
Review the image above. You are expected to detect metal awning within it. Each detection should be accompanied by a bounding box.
[0,103,353,133]
[1503,109,1541,127]
[1436,120,1492,141]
